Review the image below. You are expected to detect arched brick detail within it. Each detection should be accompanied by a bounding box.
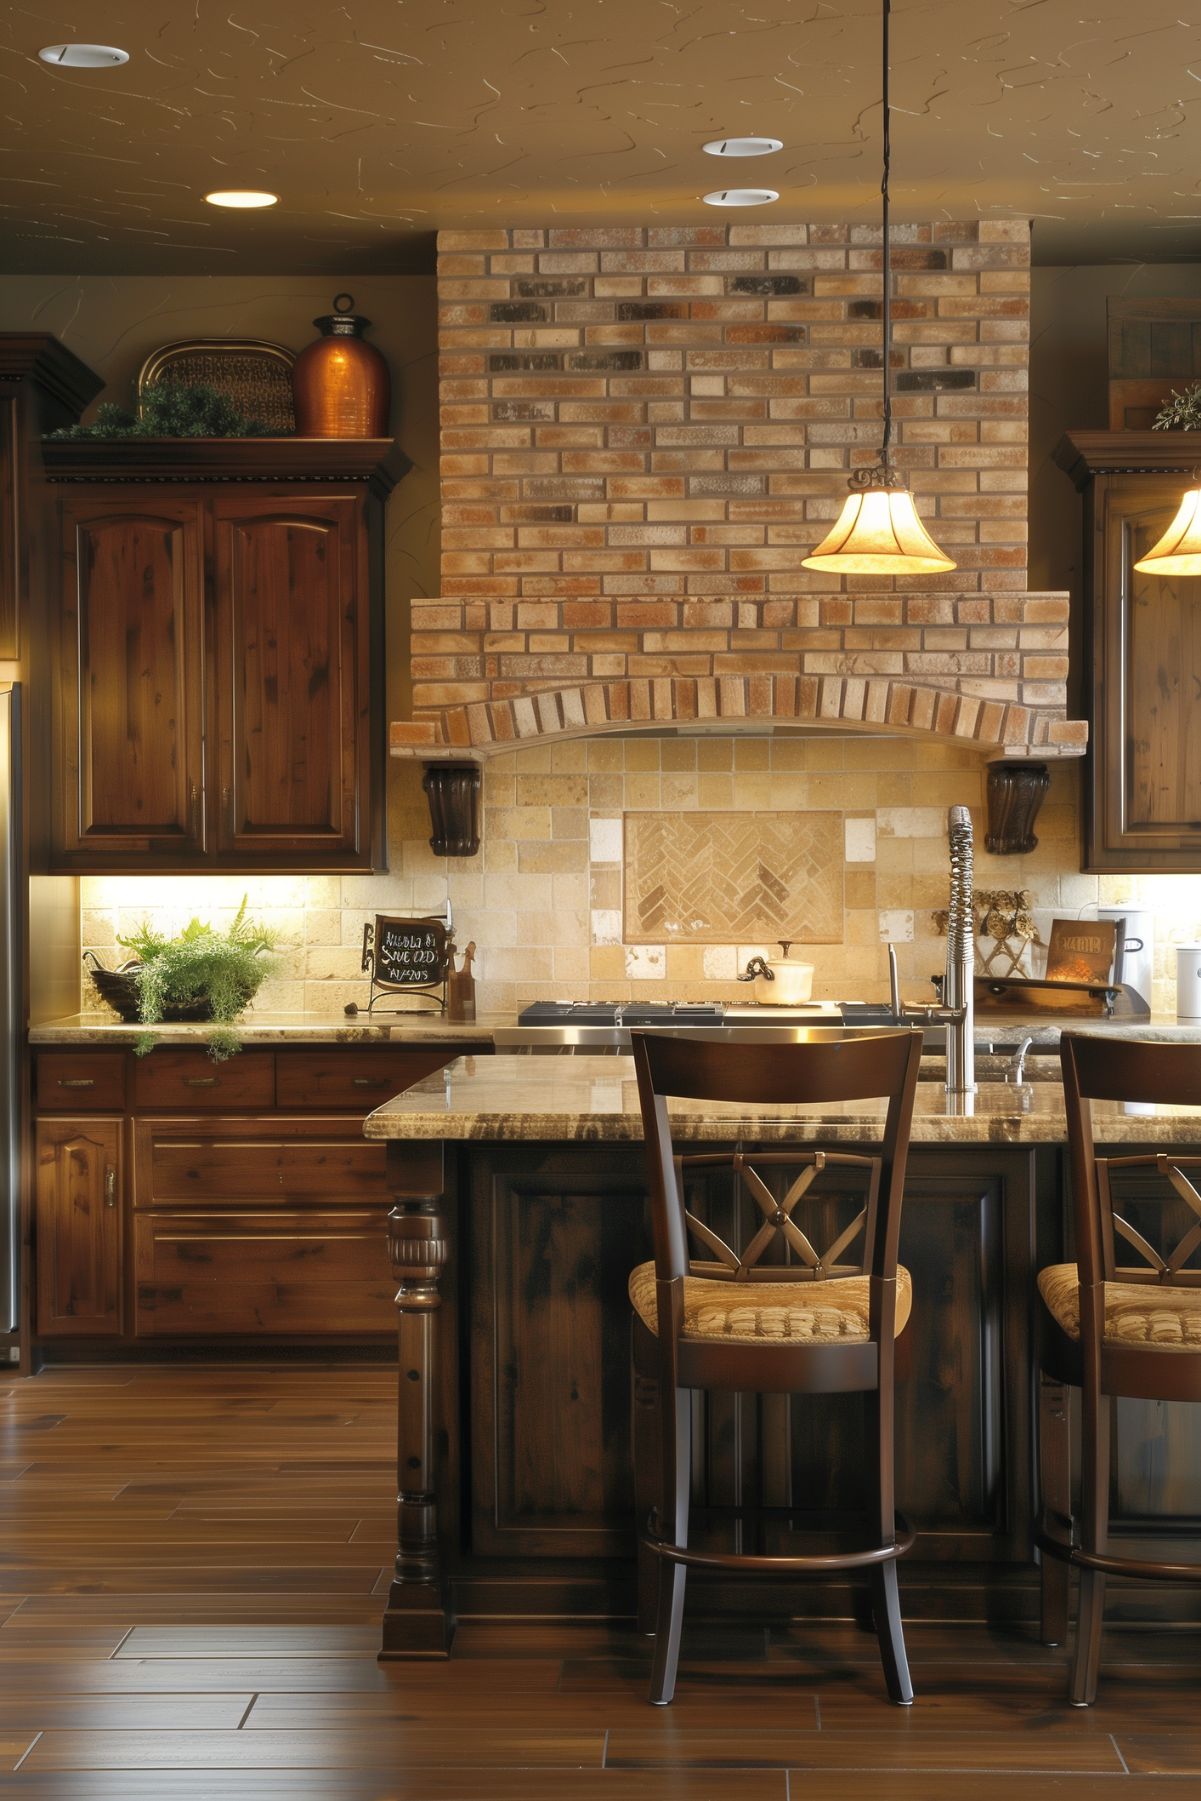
[392,674,1086,758]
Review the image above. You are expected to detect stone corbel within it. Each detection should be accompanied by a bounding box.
[421,762,481,857]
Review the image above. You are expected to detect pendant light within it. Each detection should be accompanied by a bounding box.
[802,0,955,577]
[1132,471,1201,576]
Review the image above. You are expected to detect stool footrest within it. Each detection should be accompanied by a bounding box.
[644,1510,914,1574]
[1037,1525,1201,1583]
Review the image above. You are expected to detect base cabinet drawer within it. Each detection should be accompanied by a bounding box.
[274,1048,472,1110]
[133,1210,394,1336]
[134,1119,391,1208]
[36,1052,126,1112]
[133,1051,275,1111]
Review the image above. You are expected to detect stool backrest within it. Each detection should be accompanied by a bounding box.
[1061,1034,1201,1293]
[632,1029,923,1310]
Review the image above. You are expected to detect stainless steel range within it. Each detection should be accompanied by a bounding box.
[492,998,895,1053]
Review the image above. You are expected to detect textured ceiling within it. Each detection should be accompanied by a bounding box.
[4,0,1201,272]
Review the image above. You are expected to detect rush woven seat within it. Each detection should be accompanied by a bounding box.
[1038,1263,1201,1349]
[629,1262,914,1344]
[1038,1034,1201,1707]
[629,1026,924,1708]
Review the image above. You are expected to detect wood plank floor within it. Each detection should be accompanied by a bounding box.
[0,1363,1198,1798]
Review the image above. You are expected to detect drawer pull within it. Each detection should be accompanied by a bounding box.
[56,1077,95,1089]
[184,1076,219,1088]
[104,1167,116,1208]
[351,1076,389,1089]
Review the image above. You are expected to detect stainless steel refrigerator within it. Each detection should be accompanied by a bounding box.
[0,686,21,1337]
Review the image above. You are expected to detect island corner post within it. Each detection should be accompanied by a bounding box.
[380,1137,456,1659]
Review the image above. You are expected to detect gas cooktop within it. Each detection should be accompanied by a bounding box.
[518,1000,727,1026]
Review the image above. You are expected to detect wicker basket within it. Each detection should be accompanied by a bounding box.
[83,953,214,1023]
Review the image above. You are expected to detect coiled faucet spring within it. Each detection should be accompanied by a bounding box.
[946,804,975,962]
[944,803,975,1097]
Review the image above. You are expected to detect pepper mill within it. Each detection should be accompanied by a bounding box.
[291,293,390,438]
[447,941,477,1023]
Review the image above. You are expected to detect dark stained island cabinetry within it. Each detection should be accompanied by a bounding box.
[42,439,407,873]
[363,1064,1201,1652]
[1058,430,1201,871]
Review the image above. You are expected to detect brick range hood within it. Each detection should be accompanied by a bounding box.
[392,219,1085,769]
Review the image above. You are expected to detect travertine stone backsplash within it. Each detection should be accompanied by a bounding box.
[80,735,1199,1020]
[622,810,844,945]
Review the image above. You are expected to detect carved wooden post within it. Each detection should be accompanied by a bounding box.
[380,1152,453,1657]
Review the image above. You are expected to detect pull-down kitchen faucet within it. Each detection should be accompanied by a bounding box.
[886,804,975,1097]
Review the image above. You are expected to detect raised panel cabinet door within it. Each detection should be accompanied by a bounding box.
[212,495,366,861]
[58,497,205,859]
[1092,478,1201,868]
[35,1119,122,1337]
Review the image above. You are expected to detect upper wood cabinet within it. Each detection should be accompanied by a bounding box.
[0,337,102,665]
[1058,431,1201,872]
[44,438,408,873]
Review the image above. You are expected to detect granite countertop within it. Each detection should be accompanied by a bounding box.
[362,1052,1201,1146]
[27,1011,503,1047]
[29,1009,1201,1051]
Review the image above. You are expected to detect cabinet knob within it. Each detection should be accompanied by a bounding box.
[104,1167,116,1208]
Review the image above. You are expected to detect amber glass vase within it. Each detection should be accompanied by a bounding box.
[292,294,390,437]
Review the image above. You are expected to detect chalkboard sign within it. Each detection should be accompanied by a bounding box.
[348,914,452,1015]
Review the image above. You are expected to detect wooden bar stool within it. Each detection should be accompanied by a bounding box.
[1038,1033,1201,1706]
[629,1026,924,1707]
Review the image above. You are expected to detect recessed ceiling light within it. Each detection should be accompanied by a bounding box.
[702,188,779,207]
[38,43,129,68]
[204,190,279,209]
[703,136,783,157]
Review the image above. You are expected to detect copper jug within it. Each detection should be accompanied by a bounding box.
[292,293,390,437]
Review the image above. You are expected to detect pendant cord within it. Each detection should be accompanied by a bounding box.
[880,0,892,468]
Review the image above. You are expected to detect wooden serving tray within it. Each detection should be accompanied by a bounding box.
[975,975,1124,1017]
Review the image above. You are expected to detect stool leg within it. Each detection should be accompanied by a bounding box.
[649,1386,690,1707]
[865,1384,913,1706]
[1069,1394,1110,1708]
[869,1561,913,1706]
[631,1352,660,1636]
[1038,1373,1071,1647]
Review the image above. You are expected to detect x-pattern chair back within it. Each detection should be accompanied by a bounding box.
[1098,1153,1201,1288]
[676,1148,881,1284]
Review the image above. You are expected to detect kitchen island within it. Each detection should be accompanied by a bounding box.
[365,1052,1201,1656]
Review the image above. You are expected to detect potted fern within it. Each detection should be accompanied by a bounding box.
[88,898,277,1061]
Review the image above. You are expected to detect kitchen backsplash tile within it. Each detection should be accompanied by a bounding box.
[79,735,1201,1019]
[622,809,844,944]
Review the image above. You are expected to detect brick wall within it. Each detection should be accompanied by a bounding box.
[392,218,1083,757]
[438,219,1029,595]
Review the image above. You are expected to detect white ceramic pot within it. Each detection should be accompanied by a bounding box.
[749,942,815,1006]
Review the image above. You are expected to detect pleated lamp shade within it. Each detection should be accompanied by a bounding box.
[802,483,956,576]
[1132,485,1201,576]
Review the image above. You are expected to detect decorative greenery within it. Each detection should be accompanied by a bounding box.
[49,380,273,441]
[1153,384,1201,432]
[117,898,277,1061]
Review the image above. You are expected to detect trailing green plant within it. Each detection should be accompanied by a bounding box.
[1153,384,1201,431]
[49,380,273,441]
[118,898,277,1061]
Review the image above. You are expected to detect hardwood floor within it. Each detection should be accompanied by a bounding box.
[0,1364,1197,1797]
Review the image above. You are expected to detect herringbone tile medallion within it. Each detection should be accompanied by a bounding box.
[623,811,844,944]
